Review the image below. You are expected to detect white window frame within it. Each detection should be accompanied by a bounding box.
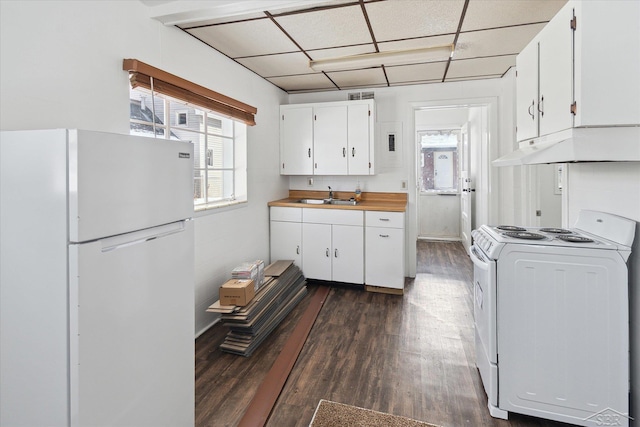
[129,87,247,212]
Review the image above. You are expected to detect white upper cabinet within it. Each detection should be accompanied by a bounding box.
[280,106,313,175]
[280,100,375,176]
[314,105,348,175]
[516,0,640,143]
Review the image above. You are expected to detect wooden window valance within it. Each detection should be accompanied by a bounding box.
[123,58,257,126]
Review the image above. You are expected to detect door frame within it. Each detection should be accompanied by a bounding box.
[408,97,499,277]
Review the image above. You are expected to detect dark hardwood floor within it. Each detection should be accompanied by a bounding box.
[195,241,570,427]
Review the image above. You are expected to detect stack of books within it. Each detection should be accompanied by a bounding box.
[207,260,307,357]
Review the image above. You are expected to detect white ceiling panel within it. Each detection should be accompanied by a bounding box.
[325,68,388,88]
[385,62,448,85]
[275,5,372,51]
[365,0,465,42]
[307,44,377,61]
[267,73,337,91]
[236,51,313,77]
[446,55,516,79]
[462,0,567,32]
[455,23,546,59]
[377,34,456,53]
[187,18,298,58]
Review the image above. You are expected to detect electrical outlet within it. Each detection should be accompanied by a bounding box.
[307,177,314,186]
[401,180,407,189]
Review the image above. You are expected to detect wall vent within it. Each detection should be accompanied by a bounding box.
[348,91,374,101]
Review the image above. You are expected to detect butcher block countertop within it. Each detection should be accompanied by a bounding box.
[268,190,407,212]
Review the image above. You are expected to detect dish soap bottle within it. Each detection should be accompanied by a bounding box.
[355,182,362,202]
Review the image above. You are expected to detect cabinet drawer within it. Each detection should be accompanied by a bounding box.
[365,211,404,229]
[303,208,363,226]
[270,206,302,222]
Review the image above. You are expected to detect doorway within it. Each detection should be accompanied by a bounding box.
[417,128,461,240]
[409,98,497,273]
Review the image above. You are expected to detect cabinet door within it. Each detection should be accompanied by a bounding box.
[538,4,573,136]
[281,106,313,175]
[365,226,404,289]
[314,105,348,175]
[347,103,371,175]
[332,224,364,284]
[302,223,332,280]
[270,221,302,268]
[516,40,539,142]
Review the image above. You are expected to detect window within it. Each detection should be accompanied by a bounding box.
[123,58,256,212]
[418,130,460,192]
[129,87,247,210]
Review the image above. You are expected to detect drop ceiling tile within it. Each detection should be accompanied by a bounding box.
[267,73,337,92]
[187,18,298,58]
[236,51,313,78]
[308,44,377,61]
[326,68,388,88]
[446,55,516,80]
[462,0,567,32]
[274,4,372,51]
[377,34,455,52]
[385,62,448,85]
[454,23,546,60]
[365,0,465,42]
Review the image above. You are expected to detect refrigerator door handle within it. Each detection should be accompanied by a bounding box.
[99,221,187,253]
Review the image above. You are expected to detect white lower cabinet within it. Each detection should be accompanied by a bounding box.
[270,206,405,288]
[302,209,364,284]
[270,207,302,268]
[365,211,405,289]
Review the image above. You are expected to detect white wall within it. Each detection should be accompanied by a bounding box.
[289,75,517,276]
[0,0,289,336]
[566,162,640,423]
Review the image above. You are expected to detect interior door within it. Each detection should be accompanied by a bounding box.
[459,123,473,253]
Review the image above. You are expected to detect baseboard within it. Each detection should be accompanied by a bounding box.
[365,285,404,295]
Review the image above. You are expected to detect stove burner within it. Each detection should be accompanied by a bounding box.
[539,228,573,234]
[496,225,527,232]
[503,231,546,240]
[555,235,594,243]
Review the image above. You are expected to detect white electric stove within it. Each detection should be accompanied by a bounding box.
[470,210,635,427]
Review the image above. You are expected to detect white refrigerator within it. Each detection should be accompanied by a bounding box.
[1,129,195,427]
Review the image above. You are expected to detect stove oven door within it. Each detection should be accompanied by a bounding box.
[469,245,504,417]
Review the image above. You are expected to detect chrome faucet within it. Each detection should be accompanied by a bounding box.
[328,186,333,200]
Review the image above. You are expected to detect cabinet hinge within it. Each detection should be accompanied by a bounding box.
[570,102,577,116]
[570,16,577,31]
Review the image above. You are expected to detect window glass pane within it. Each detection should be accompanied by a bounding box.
[208,135,234,169]
[419,130,459,192]
[207,170,234,201]
[194,170,206,206]
[207,113,233,138]
[129,88,166,138]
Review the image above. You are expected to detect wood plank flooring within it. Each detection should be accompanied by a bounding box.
[195,241,571,427]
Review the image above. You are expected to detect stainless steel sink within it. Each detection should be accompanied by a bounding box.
[328,199,357,206]
[297,199,326,204]
[295,198,357,206]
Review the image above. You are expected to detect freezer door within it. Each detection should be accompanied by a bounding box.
[68,129,194,242]
[68,221,194,427]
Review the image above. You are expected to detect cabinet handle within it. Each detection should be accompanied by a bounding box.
[379,234,389,238]
[296,245,300,255]
[308,148,311,158]
[342,147,346,157]
[352,147,355,157]
[538,95,544,117]
[379,218,390,221]
[325,248,330,257]
[528,100,535,120]
[334,248,338,258]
